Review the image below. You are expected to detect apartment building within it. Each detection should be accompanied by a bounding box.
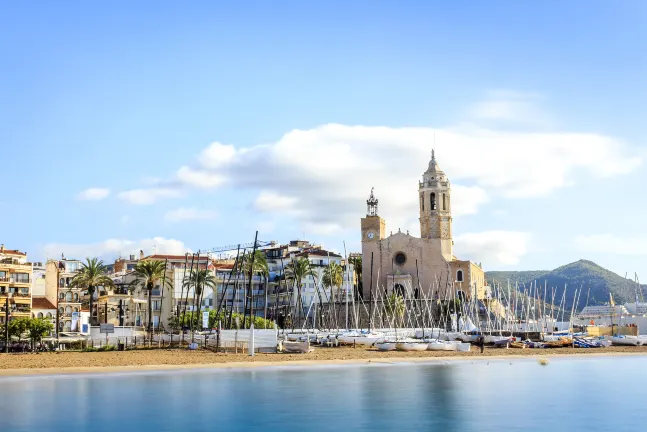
[45,258,87,332]
[0,244,33,325]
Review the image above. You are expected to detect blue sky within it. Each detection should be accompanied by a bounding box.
[2,1,647,278]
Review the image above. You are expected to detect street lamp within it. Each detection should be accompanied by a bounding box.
[4,292,13,353]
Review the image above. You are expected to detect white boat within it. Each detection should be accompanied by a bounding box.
[428,340,449,351]
[395,339,429,351]
[457,342,471,352]
[337,331,385,346]
[610,335,643,346]
[376,341,397,351]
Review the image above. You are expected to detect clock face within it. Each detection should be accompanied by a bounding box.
[367,231,375,240]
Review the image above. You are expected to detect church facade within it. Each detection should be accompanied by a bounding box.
[360,151,487,301]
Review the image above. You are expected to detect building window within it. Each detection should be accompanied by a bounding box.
[443,194,446,211]
[37,312,44,318]
[457,270,464,282]
[65,292,72,302]
[430,193,436,210]
[14,273,30,283]
[394,252,407,266]
[421,193,424,211]
[394,284,405,297]
[73,293,79,302]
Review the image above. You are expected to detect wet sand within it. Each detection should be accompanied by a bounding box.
[2,345,647,376]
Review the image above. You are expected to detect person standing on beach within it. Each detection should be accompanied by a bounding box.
[478,335,485,353]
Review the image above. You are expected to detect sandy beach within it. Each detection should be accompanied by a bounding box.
[2,345,647,376]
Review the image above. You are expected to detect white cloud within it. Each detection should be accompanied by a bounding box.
[468,89,551,126]
[42,237,191,261]
[164,207,218,222]
[117,188,183,205]
[109,95,641,233]
[77,188,110,201]
[199,142,238,168]
[575,234,647,255]
[176,166,226,189]
[454,231,531,266]
[253,191,299,213]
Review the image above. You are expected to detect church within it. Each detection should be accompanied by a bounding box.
[360,150,488,301]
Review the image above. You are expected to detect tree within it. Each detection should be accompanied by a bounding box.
[242,250,270,324]
[70,258,114,326]
[130,260,171,339]
[183,269,218,330]
[284,257,317,328]
[8,317,30,342]
[28,318,54,349]
[323,262,344,301]
[385,293,405,327]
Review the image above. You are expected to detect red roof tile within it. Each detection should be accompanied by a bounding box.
[32,298,56,310]
[1,249,27,256]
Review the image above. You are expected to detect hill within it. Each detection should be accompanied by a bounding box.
[486,259,645,313]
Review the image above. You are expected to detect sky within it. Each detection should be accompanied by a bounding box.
[2,1,647,278]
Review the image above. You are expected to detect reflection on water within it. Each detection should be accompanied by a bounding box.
[1,357,647,432]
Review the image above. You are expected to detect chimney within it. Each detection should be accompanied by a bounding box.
[129,254,135,261]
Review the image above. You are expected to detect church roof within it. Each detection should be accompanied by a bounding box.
[424,149,444,175]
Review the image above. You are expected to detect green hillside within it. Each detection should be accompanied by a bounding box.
[486,259,645,312]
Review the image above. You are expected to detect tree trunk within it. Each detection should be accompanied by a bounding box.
[89,285,94,326]
[147,282,153,342]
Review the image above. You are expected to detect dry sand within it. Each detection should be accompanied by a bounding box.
[2,345,647,377]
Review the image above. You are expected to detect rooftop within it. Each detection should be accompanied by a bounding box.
[32,297,56,310]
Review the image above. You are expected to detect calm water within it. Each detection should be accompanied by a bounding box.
[1,356,646,432]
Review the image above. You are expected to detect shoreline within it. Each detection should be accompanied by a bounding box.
[2,349,646,377]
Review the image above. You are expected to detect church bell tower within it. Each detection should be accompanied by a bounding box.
[361,187,385,243]
[419,150,453,260]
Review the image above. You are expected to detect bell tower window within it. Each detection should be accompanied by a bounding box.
[430,193,436,210]
[443,193,446,211]
[457,270,464,282]
[421,193,424,211]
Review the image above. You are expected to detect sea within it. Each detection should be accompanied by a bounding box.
[1,356,646,432]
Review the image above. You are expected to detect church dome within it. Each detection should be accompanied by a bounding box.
[422,150,448,183]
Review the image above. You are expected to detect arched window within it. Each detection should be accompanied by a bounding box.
[73,293,79,302]
[37,312,44,318]
[59,307,64,315]
[457,270,464,282]
[58,321,64,330]
[394,284,406,297]
[65,292,72,302]
[65,306,72,314]
[443,193,446,211]
[59,278,64,288]
[420,193,424,211]
[59,292,64,300]
[46,312,53,318]
[430,193,436,210]
[64,321,71,331]
[73,307,79,313]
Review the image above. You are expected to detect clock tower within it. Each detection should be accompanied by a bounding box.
[419,150,453,260]
[361,188,386,243]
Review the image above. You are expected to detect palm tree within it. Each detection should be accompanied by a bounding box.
[242,250,269,324]
[183,269,218,330]
[322,261,345,329]
[322,262,344,300]
[385,292,405,327]
[130,260,170,338]
[70,258,114,326]
[284,257,317,328]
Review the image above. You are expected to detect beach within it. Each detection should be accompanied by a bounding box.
[2,345,647,376]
